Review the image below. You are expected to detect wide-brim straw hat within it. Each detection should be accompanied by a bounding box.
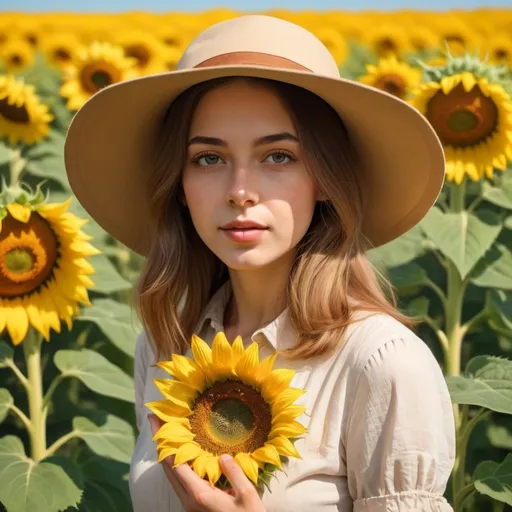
[64,14,445,256]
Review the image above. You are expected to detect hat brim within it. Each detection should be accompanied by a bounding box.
[64,65,445,256]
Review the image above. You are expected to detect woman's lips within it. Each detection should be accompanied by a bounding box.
[221,227,268,243]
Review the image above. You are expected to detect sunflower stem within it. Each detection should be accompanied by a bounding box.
[5,358,29,390]
[44,429,79,459]
[8,402,31,431]
[9,146,26,187]
[445,180,469,507]
[23,328,47,462]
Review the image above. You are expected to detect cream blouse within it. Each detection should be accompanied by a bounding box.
[129,280,456,511]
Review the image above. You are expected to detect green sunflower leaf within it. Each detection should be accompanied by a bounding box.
[0,435,83,512]
[0,388,13,423]
[73,414,135,464]
[482,172,512,210]
[54,349,134,403]
[75,453,132,512]
[471,243,512,290]
[420,206,502,279]
[22,129,70,189]
[88,254,132,295]
[0,341,14,367]
[76,299,141,357]
[473,454,512,506]
[445,355,512,414]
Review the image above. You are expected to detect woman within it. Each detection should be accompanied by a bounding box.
[64,14,456,512]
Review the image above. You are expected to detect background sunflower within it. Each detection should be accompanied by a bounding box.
[410,68,512,183]
[0,74,53,145]
[0,189,100,344]
[60,41,137,110]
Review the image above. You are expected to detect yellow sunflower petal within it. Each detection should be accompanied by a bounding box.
[0,305,5,332]
[272,404,307,425]
[262,368,295,401]
[235,452,260,485]
[270,420,307,439]
[205,455,221,486]
[146,400,192,421]
[6,302,29,345]
[151,421,195,443]
[157,354,205,392]
[267,435,301,459]
[157,445,178,463]
[173,442,203,467]
[251,444,282,469]
[212,331,234,378]
[191,334,213,376]
[153,379,197,406]
[235,342,259,384]
[231,335,245,365]
[6,203,31,223]
[193,453,210,479]
[270,387,305,413]
[255,352,277,386]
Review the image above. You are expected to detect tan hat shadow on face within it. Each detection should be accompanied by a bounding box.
[64,14,445,257]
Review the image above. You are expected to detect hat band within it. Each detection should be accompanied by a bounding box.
[194,51,312,72]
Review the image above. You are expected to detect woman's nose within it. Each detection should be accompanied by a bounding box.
[225,165,259,208]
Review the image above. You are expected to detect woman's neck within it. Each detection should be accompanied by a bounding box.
[223,252,295,341]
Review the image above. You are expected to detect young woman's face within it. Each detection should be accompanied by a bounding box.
[181,80,319,270]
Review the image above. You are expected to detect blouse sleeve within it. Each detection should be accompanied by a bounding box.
[346,337,456,512]
[134,330,150,433]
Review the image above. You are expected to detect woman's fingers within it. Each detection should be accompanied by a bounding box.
[219,455,256,498]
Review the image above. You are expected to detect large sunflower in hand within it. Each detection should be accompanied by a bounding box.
[146,333,306,489]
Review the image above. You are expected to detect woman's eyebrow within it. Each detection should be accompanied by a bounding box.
[187,132,300,147]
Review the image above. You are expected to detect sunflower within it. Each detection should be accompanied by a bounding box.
[39,32,81,71]
[147,333,306,488]
[112,31,168,76]
[485,33,512,67]
[313,26,348,66]
[162,46,183,72]
[406,26,441,54]
[410,71,512,184]
[0,38,35,73]
[0,188,100,345]
[433,17,484,58]
[60,41,137,111]
[359,55,422,100]
[0,75,53,146]
[363,24,412,58]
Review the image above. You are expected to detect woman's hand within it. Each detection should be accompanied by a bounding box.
[148,414,266,512]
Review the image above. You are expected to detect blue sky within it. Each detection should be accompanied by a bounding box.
[2,0,511,11]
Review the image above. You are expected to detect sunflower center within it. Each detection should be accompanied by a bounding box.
[9,55,24,67]
[0,213,58,297]
[190,379,272,456]
[426,82,498,147]
[125,45,150,68]
[54,48,72,62]
[0,98,30,123]
[494,49,508,60]
[446,110,478,132]
[80,63,119,94]
[377,38,397,54]
[374,74,406,98]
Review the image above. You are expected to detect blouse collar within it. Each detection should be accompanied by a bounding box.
[195,280,297,351]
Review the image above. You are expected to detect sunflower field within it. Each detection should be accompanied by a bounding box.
[0,7,512,512]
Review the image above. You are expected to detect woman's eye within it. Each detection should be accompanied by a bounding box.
[196,154,222,166]
[266,152,292,164]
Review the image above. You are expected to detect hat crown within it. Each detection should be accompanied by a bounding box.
[177,15,340,78]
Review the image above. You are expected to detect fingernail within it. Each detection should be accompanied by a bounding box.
[220,454,232,464]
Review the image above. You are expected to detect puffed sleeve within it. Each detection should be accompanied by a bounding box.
[346,337,456,511]
[134,330,150,433]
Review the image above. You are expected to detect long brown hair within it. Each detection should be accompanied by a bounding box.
[134,75,415,362]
